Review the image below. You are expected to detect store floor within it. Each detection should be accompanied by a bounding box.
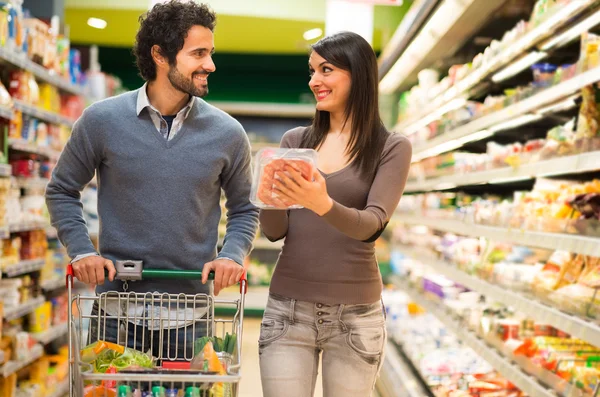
[238,317,324,397]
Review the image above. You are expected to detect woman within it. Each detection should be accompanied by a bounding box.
[258,31,412,397]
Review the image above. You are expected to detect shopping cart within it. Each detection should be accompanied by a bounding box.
[67,259,247,397]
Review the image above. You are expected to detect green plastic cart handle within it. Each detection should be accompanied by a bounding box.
[141,269,214,280]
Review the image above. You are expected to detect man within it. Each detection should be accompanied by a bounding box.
[46,1,258,360]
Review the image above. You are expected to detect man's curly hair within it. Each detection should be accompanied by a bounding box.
[133,1,216,81]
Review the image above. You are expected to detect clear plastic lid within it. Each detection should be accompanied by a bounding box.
[250,147,318,210]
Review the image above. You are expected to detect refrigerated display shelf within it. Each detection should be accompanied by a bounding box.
[3,296,45,321]
[405,151,600,192]
[32,323,68,345]
[0,47,86,97]
[392,1,596,135]
[396,214,600,257]
[3,258,45,278]
[397,245,600,348]
[1,344,44,377]
[377,340,432,397]
[41,277,65,292]
[13,100,75,128]
[393,276,556,397]
[410,65,600,162]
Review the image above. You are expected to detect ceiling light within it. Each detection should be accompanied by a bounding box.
[87,17,107,30]
[303,28,323,41]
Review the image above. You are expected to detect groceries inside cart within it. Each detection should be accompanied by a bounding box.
[67,261,247,397]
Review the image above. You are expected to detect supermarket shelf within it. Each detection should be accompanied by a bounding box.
[32,323,68,345]
[217,285,268,312]
[3,296,45,321]
[9,220,51,233]
[398,245,600,348]
[0,104,13,120]
[15,177,49,191]
[209,101,315,118]
[0,163,10,177]
[411,65,600,162]
[41,277,65,292]
[377,340,432,397]
[48,380,69,397]
[3,258,45,278]
[0,46,86,97]
[1,344,44,377]
[392,0,595,135]
[405,151,600,192]
[397,214,600,257]
[393,276,555,397]
[8,138,61,160]
[253,238,283,251]
[13,99,75,127]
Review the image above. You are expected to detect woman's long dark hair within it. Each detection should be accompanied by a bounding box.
[301,31,388,177]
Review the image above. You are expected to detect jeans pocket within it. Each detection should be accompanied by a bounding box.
[259,317,289,347]
[345,325,385,366]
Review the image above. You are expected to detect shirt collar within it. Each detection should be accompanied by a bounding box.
[136,82,195,118]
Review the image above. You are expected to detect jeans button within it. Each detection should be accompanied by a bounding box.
[317,311,323,316]
[318,319,324,324]
[317,303,323,308]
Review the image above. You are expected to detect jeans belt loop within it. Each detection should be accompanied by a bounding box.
[289,298,296,324]
[337,304,348,332]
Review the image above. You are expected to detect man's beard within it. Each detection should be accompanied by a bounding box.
[167,64,209,98]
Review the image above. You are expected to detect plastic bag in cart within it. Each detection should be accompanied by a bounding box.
[250,148,318,209]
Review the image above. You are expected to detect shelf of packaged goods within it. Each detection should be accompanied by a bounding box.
[40,277,65,292]
[9,220,51,233]
[13,99,75,128]
[405,151,600,192]
[48,379,69,397]
[396,214,600,257]
[392,276,556,397]
[410,65,600,163]
[392,0,596,136]
[397,245,600,348]
[8,138,61,161]
[377,340,432,397]
[32,323,68,345]
[1,344,44,377]
[2,258,45,278]
[0,47,86,97]
[3,296,45,321]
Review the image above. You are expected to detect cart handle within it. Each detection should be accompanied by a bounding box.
[67,264,248,294]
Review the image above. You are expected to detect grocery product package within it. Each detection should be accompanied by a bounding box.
[250,148,318,210]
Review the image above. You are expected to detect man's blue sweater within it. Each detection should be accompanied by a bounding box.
[46,89,259,294]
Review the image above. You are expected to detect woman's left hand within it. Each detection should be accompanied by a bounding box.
[273,164,333,216]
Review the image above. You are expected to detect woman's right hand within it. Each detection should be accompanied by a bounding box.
[72,256,116,285]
